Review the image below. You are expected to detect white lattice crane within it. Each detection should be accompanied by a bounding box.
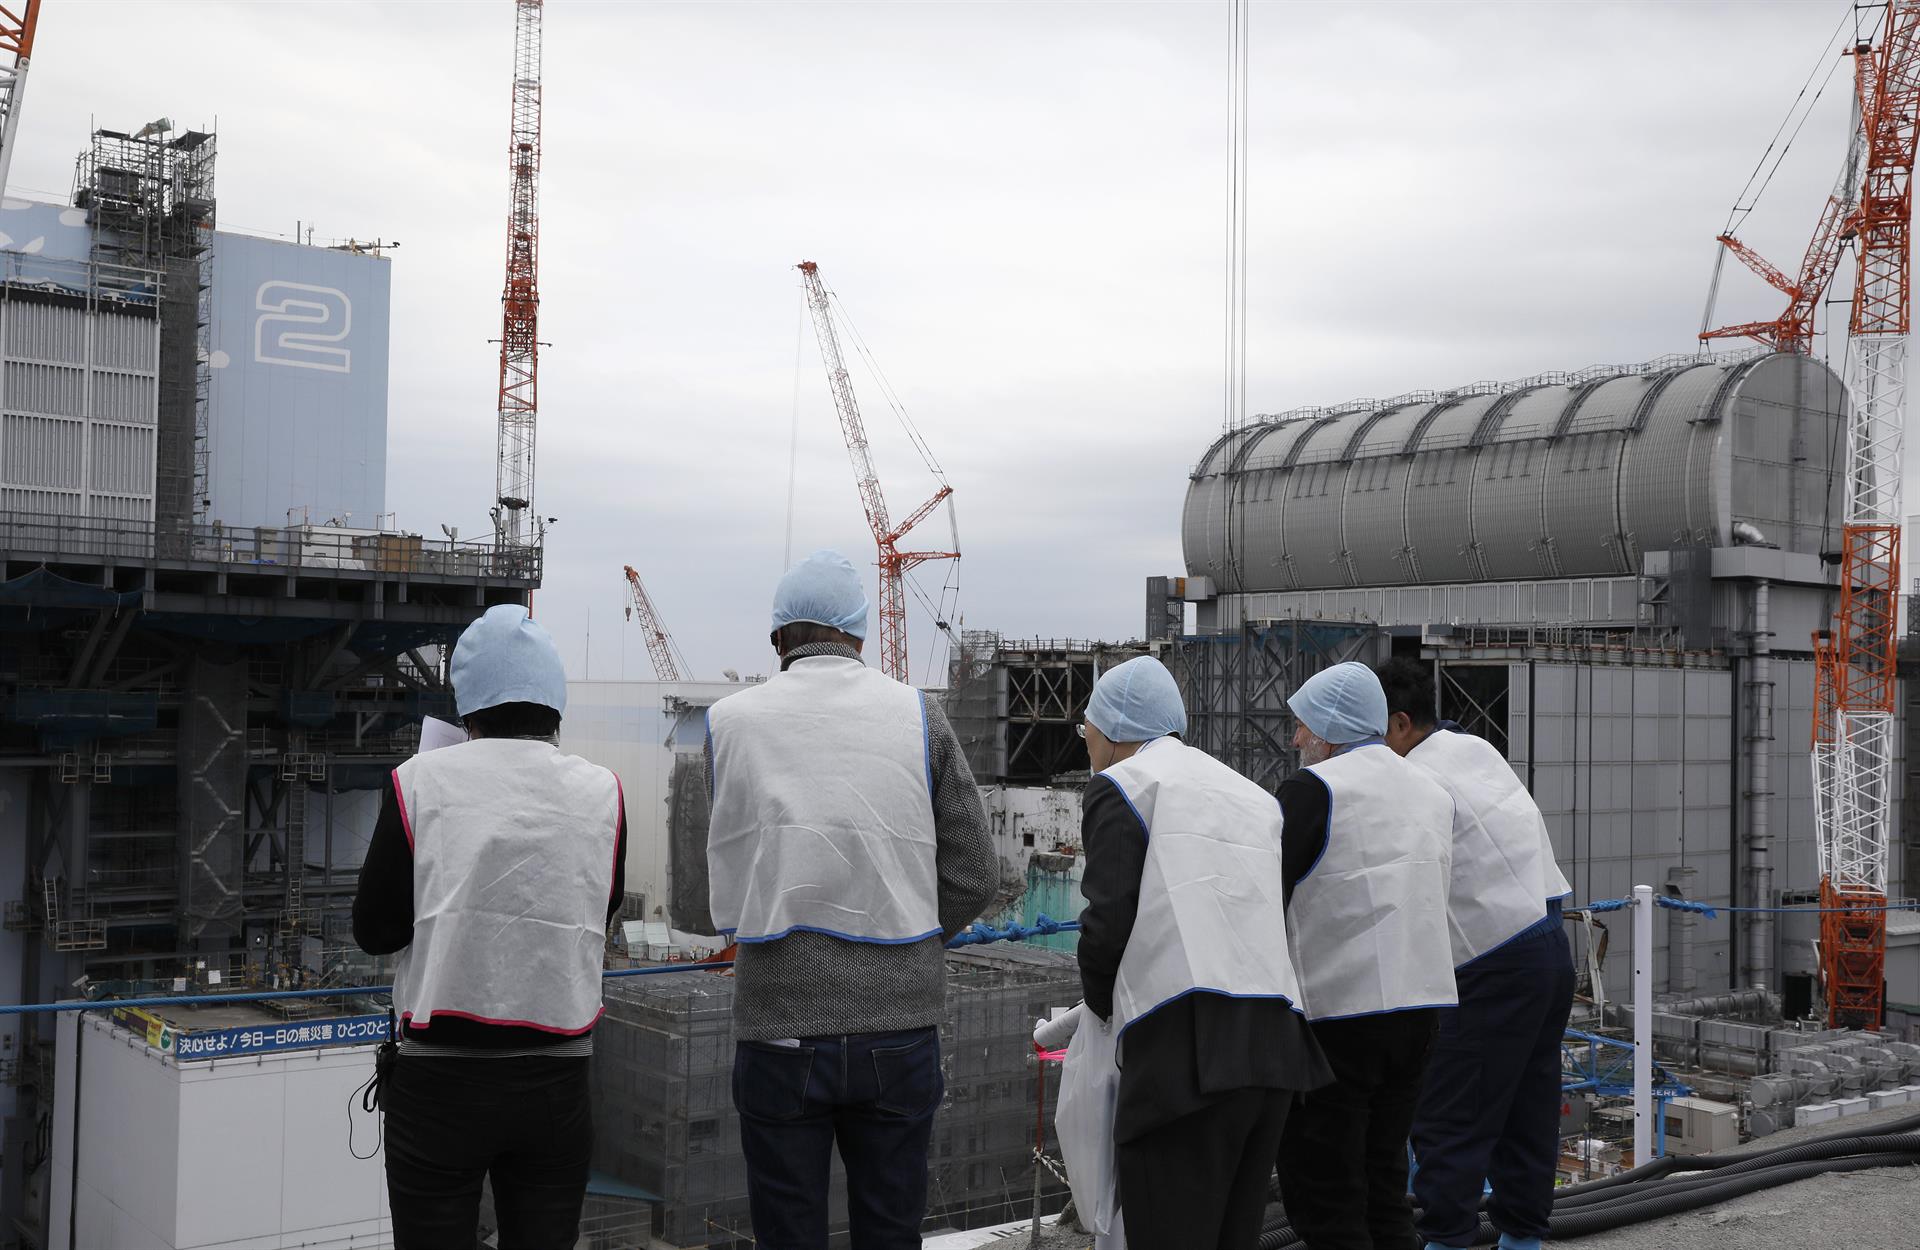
[0,2,43,202]
[1813,1,1920,1030]
[492,0,543,551]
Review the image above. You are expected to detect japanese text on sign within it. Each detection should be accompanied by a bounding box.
[171,1013,389,1060]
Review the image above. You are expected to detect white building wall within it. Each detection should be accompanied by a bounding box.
[561,679,752,923]
[56,1015,390,1250]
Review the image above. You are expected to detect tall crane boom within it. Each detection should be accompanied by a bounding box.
[493,0,542,550]
[1823,0,1920,1030]
[796,261,958,682]
[0,1,42,203]
[622,565,688,682]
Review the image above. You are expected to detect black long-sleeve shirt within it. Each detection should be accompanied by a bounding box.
[1076,763,1332,1142]
[353,767,627,1049]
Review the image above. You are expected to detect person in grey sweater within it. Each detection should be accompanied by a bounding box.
[703,550,997,1250]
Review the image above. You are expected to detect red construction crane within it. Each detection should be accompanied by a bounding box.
[492,0,542,551]
[1738,4,1920,1029]
[622,565,689,682]
[796,261,959,683]
[0,1,43,202]
[1817,2,1920,1030]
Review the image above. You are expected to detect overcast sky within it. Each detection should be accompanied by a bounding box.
[10,0,1880,684]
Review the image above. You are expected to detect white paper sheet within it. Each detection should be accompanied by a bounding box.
[418,716,469,753]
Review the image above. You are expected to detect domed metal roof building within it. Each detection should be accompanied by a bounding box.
[1183,352,1847,595]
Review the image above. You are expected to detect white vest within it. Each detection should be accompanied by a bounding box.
[1288,742,1456,1021]
[1408,726,1573,967]
[1102,738,1305,1034]
[390,738,619,1034]
[707,655,940,944]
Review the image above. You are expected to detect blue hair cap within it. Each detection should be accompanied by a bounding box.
[1287,661,1387,744]
[452,604,568,718]
[771,549,870,640]
[1086,656,1186,743]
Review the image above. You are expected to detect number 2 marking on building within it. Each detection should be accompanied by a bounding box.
[255,281,353,373]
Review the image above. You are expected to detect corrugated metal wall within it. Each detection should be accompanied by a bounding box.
[0,297,159,521]
[1507,657,1899,1000]
[1186,354,1846,593]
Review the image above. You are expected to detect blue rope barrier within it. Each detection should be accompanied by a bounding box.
[1575,895,1920,917]
[948,914,1080,947]
[0,921,1080,1017]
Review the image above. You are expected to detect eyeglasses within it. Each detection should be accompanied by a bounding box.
[1075,723,1087,740]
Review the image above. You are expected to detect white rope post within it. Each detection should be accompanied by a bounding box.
[1633,883,1654,1164]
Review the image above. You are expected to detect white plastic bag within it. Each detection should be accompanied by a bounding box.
[1054,1007,1122,1237]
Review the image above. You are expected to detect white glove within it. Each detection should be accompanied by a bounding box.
[1033,1002,1086,1050]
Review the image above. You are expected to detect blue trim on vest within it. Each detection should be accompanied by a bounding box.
[728,924,943,946]
[918,691,934,796]
[1096,771,1151,841]
[1117,986,1306,1039]
[1294,769,1334,882]
[1296,738,1395,883]
[1309,999,1455,1023]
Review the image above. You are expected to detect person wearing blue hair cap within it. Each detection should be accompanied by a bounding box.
[703,550,997,1247]
[1074,656,1332,1250]
[354,604,627,1249]
[1273,660,1457,1250]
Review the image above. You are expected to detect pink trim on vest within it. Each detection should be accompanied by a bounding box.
[401,1005,605,1036]
[611,775,624,903]
[392,769,415,853]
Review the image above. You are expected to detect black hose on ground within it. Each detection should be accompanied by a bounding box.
[1549,1131,1920,1211]
[1541,1151,1918,1240]
[1253,1114,1920,1245]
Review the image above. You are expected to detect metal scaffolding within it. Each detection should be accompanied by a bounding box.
[72,123,216,530]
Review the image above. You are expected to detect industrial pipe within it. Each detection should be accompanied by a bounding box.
[1744,577,1774,988]
[1668,865,1698,995]
[1658,987,1779,1018]
[1634,884,1654,1165]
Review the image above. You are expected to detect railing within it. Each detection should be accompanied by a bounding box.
[0,511,542,583]
[0,249,163,308]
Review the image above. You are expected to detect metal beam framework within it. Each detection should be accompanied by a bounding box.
[1173,621,1383,791]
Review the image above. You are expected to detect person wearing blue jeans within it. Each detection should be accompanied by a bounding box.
[704,553,998,1249]
[733,1029,945,1246]
[1379,659,1577,1250]
[1410,908,1575,1250]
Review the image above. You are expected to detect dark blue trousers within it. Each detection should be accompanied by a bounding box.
[1411,917,1575,1248]
[732,1026,944,1250]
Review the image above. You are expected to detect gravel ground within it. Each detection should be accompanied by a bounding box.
[1556,1104,1920,1248]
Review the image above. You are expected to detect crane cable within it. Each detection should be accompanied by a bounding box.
[785,282,805,572]
[1224,0,1248,432]
[1702,0,1863,341]
[825,288,949,484]
[1719,1,1856,238]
